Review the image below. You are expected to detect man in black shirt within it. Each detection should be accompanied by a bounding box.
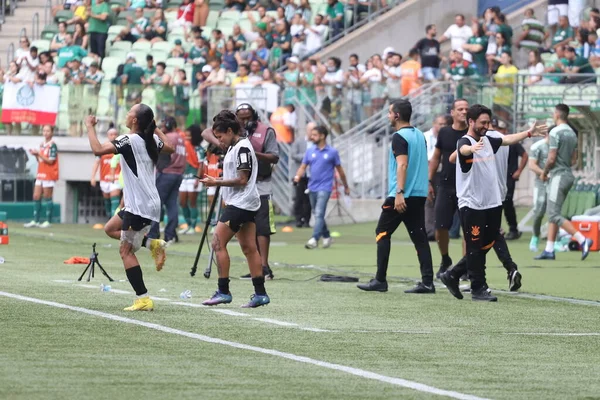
[428,99,468,278]
[414,24,441,81]
[493,119,528,240]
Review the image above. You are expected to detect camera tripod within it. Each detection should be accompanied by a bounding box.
[190,186,223,279]
[78,243,114,282]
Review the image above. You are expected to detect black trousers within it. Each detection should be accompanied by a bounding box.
[450,230,517,278]
[503,177,518,232]
[456,205,503,291]
[90,32,108,59]
[293,177,311,225]
[375,196,434,285]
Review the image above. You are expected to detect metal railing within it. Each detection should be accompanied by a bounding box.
[32,12,40,40]
[0,0,17,25]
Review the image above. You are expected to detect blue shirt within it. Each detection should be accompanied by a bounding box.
[302,144,341,192]
[387,127,429,198]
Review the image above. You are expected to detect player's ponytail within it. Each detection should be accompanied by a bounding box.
[136,103,159,165]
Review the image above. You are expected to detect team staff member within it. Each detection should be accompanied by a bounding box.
[179,124,204,235]
[148,116,186,243]
[90,127,122,218]
[536,104,593,260]
[445,105,545,302]
[424,115,447,239]
[294,126,350,249]
[428,99,469,277]
[527,131,549,252]
[85,104,175,311]
[291,122,315,228]
[357,100,435,294]
[25,125,59,229]
[200,110,270,309]
[493,118,529,240]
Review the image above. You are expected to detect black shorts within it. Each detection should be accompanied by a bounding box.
[219,205,256,233]
[434,185,459,230]
[118,209,152,231]
[255,195,276,237]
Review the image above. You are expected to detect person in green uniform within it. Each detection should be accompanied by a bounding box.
[527,132,549,252]
[188,35,209,88]
[447,50,477,81]
[122,53,145,107]
[113,7,149,43]
[299,59,317,107]
[88,0,111,58]
[536,104,593,261]
[178,124,204,235]
[65,57,86,137]
[148,61,173,121]
[143,55,155,79]
[174,68,190,128]
[552,15,574,50]
[560,46,594,83]
[57,34,88,69]
[463,22,488,76]
[277,56,300,104]
[84,61,104,115]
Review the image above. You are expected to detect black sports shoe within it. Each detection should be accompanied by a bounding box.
[404,282,435,294]
[505,230,522,241]
[581,238,593,261]
[471,286,498,302]
[508,269,522,292]
[440,271,463,299]
[240,266,274,280]
[357,278,388,292]
[435,257,452,279]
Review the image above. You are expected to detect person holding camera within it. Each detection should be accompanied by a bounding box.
[148,116,186,244]
[203,104,279,280]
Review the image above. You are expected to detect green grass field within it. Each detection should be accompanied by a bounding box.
[1,218,600,400]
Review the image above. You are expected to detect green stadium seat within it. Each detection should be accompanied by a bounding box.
[152,50,169,63]
[41,24,59,40]
[132,49,150,62]
[220,10,241,20]
[166,57,185,69]
[141,87,157,109]
[115,17,130,26]
[144,10,155,18]
[55,10,74,22]
[166,0,183,8]
[108,48,128,59]
[111,40,132,51]
[170,26,185,36]
[109,0,127,7]
[81,56,95,66]
[101,56,123,79]
[132,41,151,51]
[152,41,173,52]
[108,25,124,35]
[31,39,50,52]
[96,96,111,117]
[217,19,235,36]
[209,0,225,11]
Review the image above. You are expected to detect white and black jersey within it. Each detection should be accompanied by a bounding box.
[222,137,260,212]
[112,134,164,222]
[485,130,509,199]
[456,135,503,210]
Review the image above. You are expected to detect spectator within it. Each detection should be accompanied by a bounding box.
[548,0,568,30]
[173,69,191,128]
[66,0,90,26]
[143,9,168,43]
[16,46,39,83]
[143,54,156,78]
[170,39,187,58]
[414,24,441,81]
[38,52,54,68]
[516,8,546,51]
[482,7,500,55]
[384,52,401,101]
[169,0,194,30]
[291,122,314,228]
[121,53,145,109]
[527,50,550,85]
[3,61,24,135]
[57,34,88,69]
[399,49,421,97]
[51,0,78,20]
[273,20,292,66]
[231,62,249,86]
[494,13,513,45]
[568,0,585,29]
[64,58,85,137]
[299,59,318,107]
[290,13,304,36]
[575,29,590,59]
[446,50,476,81]
[275,6,286,24]
[73,22,89,50]
[297,0,312,24]
[147,62,174,121]
[321,56,343,100]
[440,14,473,52]
[114,7,149,44]
[325,0,345,38]
[222,38,240,72]
[304,14,327,56]
[225,0,246,12]
[487,31,510,74]
[552,15,574,51]
[248,36,269,68]
[210,29,226,55]
[277,56,300,103]
[247,59,272,84]
[560,45,594,83]
[360,55,385,116]
[84,61,104,115]
[188,35,209,87]
[50,22,68,52]
[232,24,247,51]
[463,22,488,76]
[197,64,211,125]
[282,0,296,22]
[589,31,600,67]
[194,0,209,27]
[291,31,307,58]
[200,56,226,89]
[493,52,518,122]
[43,61,59,84]
[345,56,364,126]
[88,0,111,59]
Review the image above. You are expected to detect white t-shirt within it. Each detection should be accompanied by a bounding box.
[222,137,260,211]
[443,24,473,51]
[305,25,327,53]
[290,23,304,37]
[528,62,545,83]
[362,68,383,82]
[17,54,39,82]
[423,129,437,161]
[112,133,164,222]
[384,65,401,98]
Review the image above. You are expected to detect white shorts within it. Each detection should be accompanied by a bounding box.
[179,178,203,193]
[568,0,585,28]
[100,180,122,194]
[548,4,568,25]
[207,186,217,196]
[485,42,497,56]
[35,180,55,188]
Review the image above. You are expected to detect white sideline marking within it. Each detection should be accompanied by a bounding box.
[171,301,207,308]
[505,332,600,337]
[253,318,300,327]
[213,309,250,317]
[301,327,335,333]
[0,291,490,400]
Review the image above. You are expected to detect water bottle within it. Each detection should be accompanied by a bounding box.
[0,256,5,264]
[180,289,192,299]
[100,284,112,292]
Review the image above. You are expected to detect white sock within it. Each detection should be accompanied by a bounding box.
[545,241,555,253]
[573,232,586,245]
[137,293,149,299]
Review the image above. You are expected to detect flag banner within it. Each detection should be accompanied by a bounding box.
[1,82,60,126]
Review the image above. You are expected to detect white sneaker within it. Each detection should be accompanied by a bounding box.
[322,237,333,248]
[24,220,39,228]
[185,229,196,235]
[178,226,190,235]
[39,221,51,229]
[305,237,318,249]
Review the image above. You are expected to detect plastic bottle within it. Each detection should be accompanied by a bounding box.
[180,290,192,299]
[100,284,112,292]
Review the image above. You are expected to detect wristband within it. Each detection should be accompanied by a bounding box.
[527,130,532,138]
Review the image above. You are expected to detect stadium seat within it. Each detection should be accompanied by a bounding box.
[101,57,122,79]
[41,24,59,40]
[55,10,74,23]
[166,57,185,69]
[205,10,219,28]
[108,48,128,59]
[152,50,169,63]
[96,96,111,117]
[220,10,241,20]
[166,0,183,8]
[241,11,258,21]
[238,19,252,32]
[115,17,130,26]
[217,19,235,36]
[152,41,173,52]
[109,0,127,7]
[209,0,225,11]
[165,10,178,22]
[132,41,152,51]
[266,10,278,19]
[31,39,50,52]
[170,26,185,36]
[81,56,95,66]
[108,25,124,35]
[111,41,132,52]
[132,49,150,62]
[144,10,155,19]
[141,87,157,110]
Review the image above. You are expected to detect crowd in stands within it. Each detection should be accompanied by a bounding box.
[1,0,599,136]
